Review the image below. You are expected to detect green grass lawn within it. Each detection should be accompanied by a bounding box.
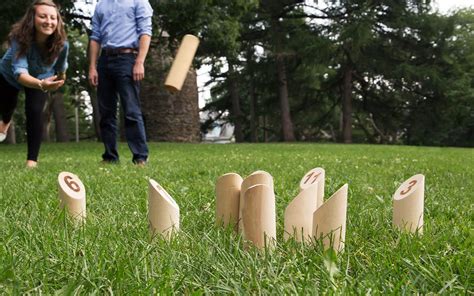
[0,142,472,294]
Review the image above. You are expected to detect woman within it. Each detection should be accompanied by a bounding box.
[0,0,68,168]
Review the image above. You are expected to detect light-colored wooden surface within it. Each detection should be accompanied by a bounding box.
[58,172,86,224]
[299,167,325,208]
[148,179,180,240]
[215,173,243,230]
[164,34,200,93]
[242,184,276,250]
[312,184,348,252]
[284,183,320,242]
[393,174,425,234]
[239,170,274,234]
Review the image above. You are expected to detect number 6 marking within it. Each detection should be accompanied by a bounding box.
[401,180,417,195]
[64,175,80,192]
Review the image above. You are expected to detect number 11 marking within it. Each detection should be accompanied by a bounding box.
[304,172,321,185]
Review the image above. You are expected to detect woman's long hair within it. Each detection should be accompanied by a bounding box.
[8,0,67,65]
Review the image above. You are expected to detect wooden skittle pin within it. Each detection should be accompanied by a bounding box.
[393,174,425,234]
[239,170,274,234]
[58,172,86,224]
[148,179,180,240]
[299,167,325,208]
[284,183,320,242]
[312,184,348,252]
[164,34,200,93]
[215,173,243,231]
[242,184,276,250]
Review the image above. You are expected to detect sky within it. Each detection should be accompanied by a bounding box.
[435,0,473,13]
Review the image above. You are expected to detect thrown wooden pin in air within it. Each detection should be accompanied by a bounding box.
[148,179,180,240]
[393,174,425,234]
[58,172,86,224]
[239,170,274,235]
[242,184,276,250]
[164,34,200,93]
[284,183,319,242]
[215,173,243,231]
[312,184,348,253]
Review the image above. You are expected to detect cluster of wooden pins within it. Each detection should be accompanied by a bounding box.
[215,168,425,252]
[57,169,424,249]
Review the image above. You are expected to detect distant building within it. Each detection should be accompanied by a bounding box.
[200,110,235,143]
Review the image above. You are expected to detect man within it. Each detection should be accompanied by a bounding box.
[88,0,153,165]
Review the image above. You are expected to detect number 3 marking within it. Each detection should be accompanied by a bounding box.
[64,175,80,192]
[401,180,417,195]
[304,172,321,185]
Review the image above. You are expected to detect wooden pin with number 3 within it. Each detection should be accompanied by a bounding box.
[393,174,425,234]
[58,172,86,224]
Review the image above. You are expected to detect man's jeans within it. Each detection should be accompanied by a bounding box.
[97,53,148,163]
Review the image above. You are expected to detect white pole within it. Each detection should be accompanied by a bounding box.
[75,96,79,142]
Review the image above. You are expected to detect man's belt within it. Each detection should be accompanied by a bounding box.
[102,48,138,56]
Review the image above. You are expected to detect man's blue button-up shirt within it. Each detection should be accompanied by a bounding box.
[90,0,153,50]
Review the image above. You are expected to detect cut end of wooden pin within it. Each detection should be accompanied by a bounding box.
[165,84,179,93]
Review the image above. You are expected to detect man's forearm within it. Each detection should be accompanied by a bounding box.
[89,40,101,69]
[136,34,151,64]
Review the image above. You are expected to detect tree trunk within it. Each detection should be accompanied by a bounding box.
[228,62,244,142]
[276,54,295,141]
[52,92,69,142]
[249,78,258,143]
[342,65,353,143]
[270,15,295,142]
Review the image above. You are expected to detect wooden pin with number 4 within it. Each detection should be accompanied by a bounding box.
[393,174,425,234]
[58,172,86,224]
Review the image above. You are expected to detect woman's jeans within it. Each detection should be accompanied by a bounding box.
[0,74,47,161]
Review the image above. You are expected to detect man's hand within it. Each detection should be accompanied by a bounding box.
[89,67,99,87]
[133,60,145,81]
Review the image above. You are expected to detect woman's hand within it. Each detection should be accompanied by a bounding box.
[41,75,64,92]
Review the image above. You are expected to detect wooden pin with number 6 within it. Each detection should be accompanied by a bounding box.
[58,172,86,224]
